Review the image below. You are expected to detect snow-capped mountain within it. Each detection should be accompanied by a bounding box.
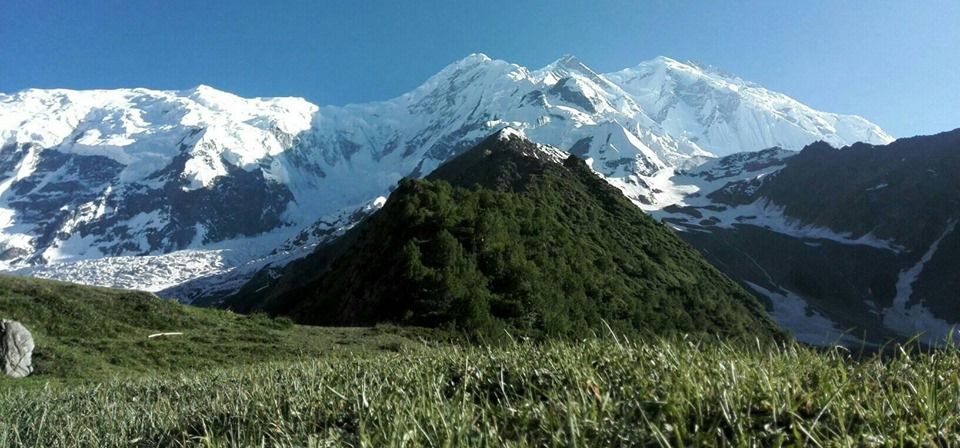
[0,54,892,297]
[606,57,892,158]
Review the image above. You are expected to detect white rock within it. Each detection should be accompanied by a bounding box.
[1,319,34,378]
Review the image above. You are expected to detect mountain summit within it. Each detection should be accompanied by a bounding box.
[605,57,893,156]
[0,54,892,297]
[227,130,781,339]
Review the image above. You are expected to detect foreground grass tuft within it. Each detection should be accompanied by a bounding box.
[2,338,960,446]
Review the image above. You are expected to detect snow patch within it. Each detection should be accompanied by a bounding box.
[495,126,526,141]
[882,220,958,344]
[746,281,863,346]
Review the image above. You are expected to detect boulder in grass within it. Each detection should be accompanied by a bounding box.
[1,320,34,378]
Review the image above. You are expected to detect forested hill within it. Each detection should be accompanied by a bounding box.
[227,129,781,340]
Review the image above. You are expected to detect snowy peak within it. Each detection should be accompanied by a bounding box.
[494,126,527,142]
[428,127,573,191]
[605,57,894,155]
[549,54,586,69]
[404,52,513,101]
[615,56,762,98]
[489,126,568,164]
[0,86,317,188]
[541,54,603,81]
[536,55,634,106]
[452,52,495,67]
[646,56,747,82]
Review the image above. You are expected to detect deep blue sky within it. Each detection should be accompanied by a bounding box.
[2,1,958,137]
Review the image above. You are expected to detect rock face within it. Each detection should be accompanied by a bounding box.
[1,320,34,378]
[652,129,960,346]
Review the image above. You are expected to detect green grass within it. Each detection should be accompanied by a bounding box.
[2,275,957,446]
[3,338,960,446]
[0,275,439,381]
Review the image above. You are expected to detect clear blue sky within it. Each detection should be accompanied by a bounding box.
[1,1,958,137]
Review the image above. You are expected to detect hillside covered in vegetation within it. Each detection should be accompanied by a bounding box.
[229,130,780,340]
[0,275,431,380]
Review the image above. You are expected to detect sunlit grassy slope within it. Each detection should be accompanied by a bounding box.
[0,274,435,381]
[3,338,960,446]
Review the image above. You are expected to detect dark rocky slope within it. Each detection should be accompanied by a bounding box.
[660,129,960,344]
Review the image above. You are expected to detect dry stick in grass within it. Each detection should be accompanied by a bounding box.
[147,332,184,338]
